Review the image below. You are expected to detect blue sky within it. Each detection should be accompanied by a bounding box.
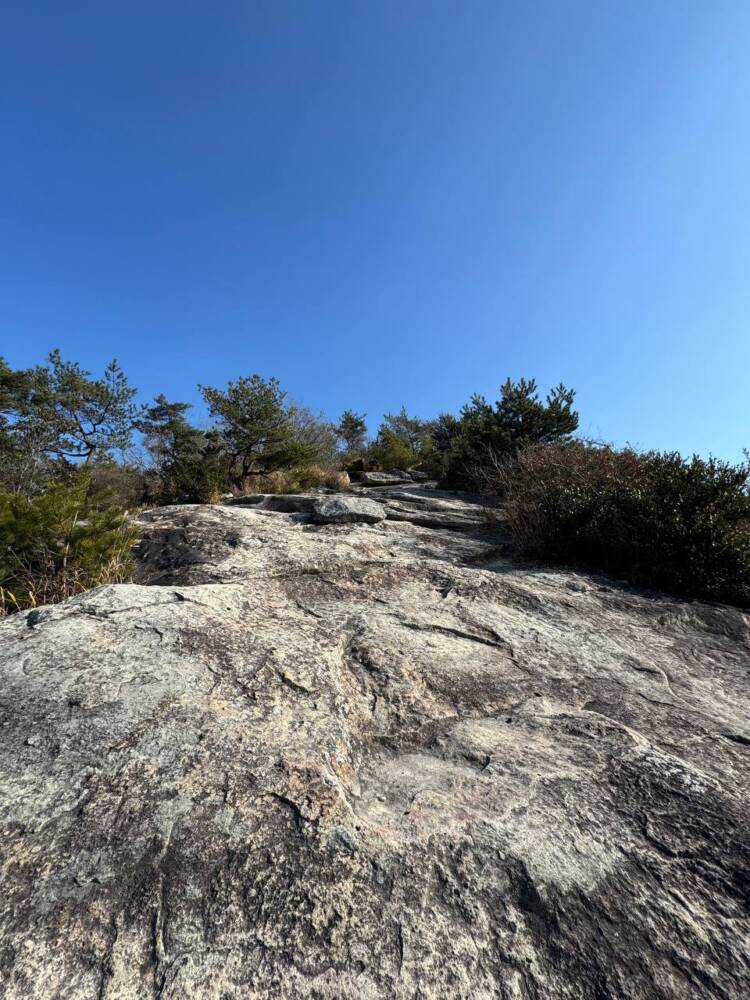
[2,1,749,458]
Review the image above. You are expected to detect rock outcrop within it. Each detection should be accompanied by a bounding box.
[312,496,387,525]
[355,470,414,486]
[1,487,749,999]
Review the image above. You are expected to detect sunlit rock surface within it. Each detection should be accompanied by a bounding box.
[1,489,748,998]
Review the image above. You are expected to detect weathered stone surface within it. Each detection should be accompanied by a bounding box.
[382,492,490,531]
[225,488,487,532]
[348,484,492,531]
[312,496,386,524]
[226,493,319,513]
[358,471,413,486]
[131,502,490,588]
[1,489,749,999]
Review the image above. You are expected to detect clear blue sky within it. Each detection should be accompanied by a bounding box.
[2,1,749,458]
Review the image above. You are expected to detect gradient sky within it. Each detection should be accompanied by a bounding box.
[2,1,749,458]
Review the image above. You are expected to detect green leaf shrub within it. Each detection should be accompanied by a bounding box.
[498,443,750,606]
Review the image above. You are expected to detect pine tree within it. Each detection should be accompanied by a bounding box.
[444,379,578,488]
[336,410,368,452]
[199,375,314,487]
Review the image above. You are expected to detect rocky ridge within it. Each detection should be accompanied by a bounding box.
[0,485,748,998]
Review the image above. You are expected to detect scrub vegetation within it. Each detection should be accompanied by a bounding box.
[1,351,748,611]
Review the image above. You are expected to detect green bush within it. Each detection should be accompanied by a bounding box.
[87,460,151,509]
[498,443,750,606]
[153,450,227,505]
[443,379,578,489]
[367,427,419,470]
[0,471,137,614]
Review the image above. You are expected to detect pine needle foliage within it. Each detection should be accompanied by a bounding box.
[0,470,137,615]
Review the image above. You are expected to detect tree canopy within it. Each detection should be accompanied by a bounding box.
[336,410,368,452]
[0,351,139,492]
[199,375,315,487]
[443,379,579,487]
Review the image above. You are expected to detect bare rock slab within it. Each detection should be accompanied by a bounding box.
[357,470,413,486]
[1,490,749,999]
[225,493,319,513]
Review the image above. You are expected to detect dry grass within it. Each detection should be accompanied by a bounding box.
[233,465,350,496]
[321,469,351,491]
[0,548,135,618]
[0,474,139,618]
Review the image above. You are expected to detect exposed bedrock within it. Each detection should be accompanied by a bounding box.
[0,490,748,998]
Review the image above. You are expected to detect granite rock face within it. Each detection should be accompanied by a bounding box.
[225,493,320,513]
[224,487,489,533]
[357,470,413,486]
[312,496,387,525]
[1,489,749,999]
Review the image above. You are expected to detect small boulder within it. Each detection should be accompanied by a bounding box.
[312,496,387,525]
[359,471,412,486]
[227,494,319,513]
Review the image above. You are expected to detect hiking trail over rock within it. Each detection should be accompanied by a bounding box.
[1,484,748,999]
